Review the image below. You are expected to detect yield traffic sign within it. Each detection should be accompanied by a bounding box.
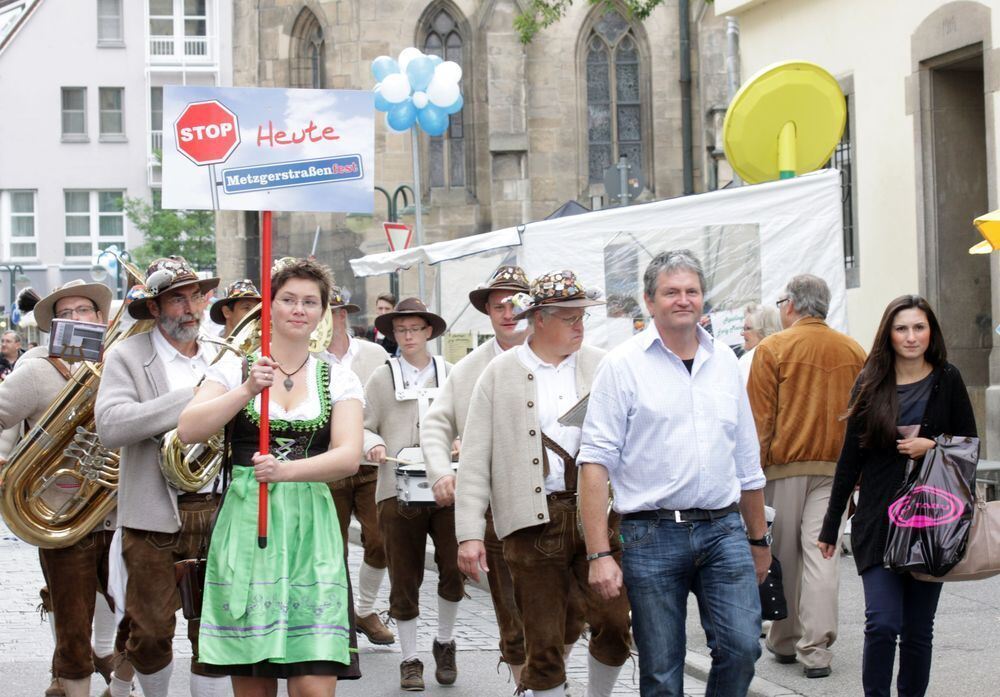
[174,100,240,166]
[384,222,412,251]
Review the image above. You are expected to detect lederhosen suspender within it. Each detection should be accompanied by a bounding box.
[387,356,446,424]
[540,432,579,492]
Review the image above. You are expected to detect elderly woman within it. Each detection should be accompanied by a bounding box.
[739,303,782,384]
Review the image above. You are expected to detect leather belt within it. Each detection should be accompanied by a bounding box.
[622,502,739,523]
[177,493,216,504]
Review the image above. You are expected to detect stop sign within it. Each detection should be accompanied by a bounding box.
[174,100,240,165]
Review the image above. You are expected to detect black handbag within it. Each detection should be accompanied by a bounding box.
[759,556,788,621]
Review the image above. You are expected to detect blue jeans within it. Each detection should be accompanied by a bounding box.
[620,511,762,697]
[860,566,943,697]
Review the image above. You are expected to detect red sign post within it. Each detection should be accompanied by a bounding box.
[174,100,240,209]
[174,99,273,546]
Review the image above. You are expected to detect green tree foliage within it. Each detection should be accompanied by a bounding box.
[124,194,216,272]
[514,0,666,43]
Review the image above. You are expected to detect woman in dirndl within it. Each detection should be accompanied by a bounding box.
[178,257,363,696]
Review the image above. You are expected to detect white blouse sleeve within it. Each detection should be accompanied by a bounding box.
[328,363,365,406]
[202,351,244,391]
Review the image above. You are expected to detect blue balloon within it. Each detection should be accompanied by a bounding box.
[373,85,391,112]
[406,56,436,92]
[371,56,399,82]
[428,54,443,67]
[417,104,448,136]
[443,93,464,115]
[387,99,418,131]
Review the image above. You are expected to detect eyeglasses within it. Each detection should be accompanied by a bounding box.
[394,325,429,337]
[162,291,204,308]
[775,298,789,309]
[55,305,98,320]
[276,296,321,311]
[550,312,589,327]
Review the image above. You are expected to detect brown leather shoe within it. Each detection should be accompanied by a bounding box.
[44,676,65,697]
[433,639,457,685]
[356,612,395,645]
[400,658,424,691]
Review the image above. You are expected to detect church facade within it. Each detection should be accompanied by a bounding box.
[219,0,732,319]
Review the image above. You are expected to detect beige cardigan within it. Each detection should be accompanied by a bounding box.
[455,344,605,542]
[420,338,499,489]
[362,358,450,503]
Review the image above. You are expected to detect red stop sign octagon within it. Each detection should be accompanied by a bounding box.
[174,100,240,165]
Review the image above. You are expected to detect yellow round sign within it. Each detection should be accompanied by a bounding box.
[723,61,846,184]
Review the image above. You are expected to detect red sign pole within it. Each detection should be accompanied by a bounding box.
[257,210,272,548]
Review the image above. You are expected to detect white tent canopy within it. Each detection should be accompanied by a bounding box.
[350,170,846,350]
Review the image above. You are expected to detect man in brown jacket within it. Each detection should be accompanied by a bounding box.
[748,274,865,679]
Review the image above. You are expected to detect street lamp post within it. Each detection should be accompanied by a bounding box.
[0,263,25,321]
[374,184,415,301]
[91,246,133,299]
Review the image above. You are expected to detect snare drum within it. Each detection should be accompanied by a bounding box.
[393,447,457,506]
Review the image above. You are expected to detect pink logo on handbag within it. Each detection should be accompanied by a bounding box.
[888,486,964,528]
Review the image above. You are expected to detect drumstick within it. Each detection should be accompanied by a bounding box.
[362,455,421,467]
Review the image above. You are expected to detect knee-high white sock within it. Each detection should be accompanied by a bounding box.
[436,596,460,643]
[397,618,419,662]
[92,594,117,657]
[108,674,133,697]
[564,642,575,661]
[533,688,563,697]
[190,673,231,697]
[586,654,622,697]
[356,562,386,617]
[134,662,173,697]
[48,611,58,644]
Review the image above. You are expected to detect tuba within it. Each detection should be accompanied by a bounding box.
[158,306,261,492]
[158,300,335,490]
[0,255,149,548]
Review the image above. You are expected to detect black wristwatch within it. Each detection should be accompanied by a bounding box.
[747,531,772,547]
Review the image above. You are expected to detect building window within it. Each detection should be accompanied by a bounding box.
[150,86,163,156]
[422,8,465,189]
[828,87,858,287]
[184,0,207,56]
[61,87,87,140]
[64,190,126,260]
[290,8,323,89]
[585,9,644,184]
[4,191,37,260]
[99,87,125,139]
[97,0,124,45]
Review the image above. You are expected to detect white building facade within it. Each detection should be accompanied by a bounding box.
[0,0,231,312]
[716,0,1000,455]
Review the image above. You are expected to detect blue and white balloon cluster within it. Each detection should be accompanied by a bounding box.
[372,48,463,136]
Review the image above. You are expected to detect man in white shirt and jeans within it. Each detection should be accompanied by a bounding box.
[579,250,770,697]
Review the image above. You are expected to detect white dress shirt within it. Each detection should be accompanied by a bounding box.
[517,342,580,494]
[398,355,435,389]
[151,326,213,491]
[579,324,765,514]
[321,335,361,373]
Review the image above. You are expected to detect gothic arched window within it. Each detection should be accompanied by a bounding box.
[422,8,465,188]
[585,9,644,184]
[290,8,324,89]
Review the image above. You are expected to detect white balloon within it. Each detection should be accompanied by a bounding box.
[381,73,412,103]
[435,60,462,84]
[412,91,429,109]
[426,76,460,108]
[398,47,424,72]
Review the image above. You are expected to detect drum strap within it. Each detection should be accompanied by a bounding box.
[540,432,579,492]
[388,356,445,424]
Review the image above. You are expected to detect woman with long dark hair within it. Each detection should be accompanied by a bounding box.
[817,295,976,697]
